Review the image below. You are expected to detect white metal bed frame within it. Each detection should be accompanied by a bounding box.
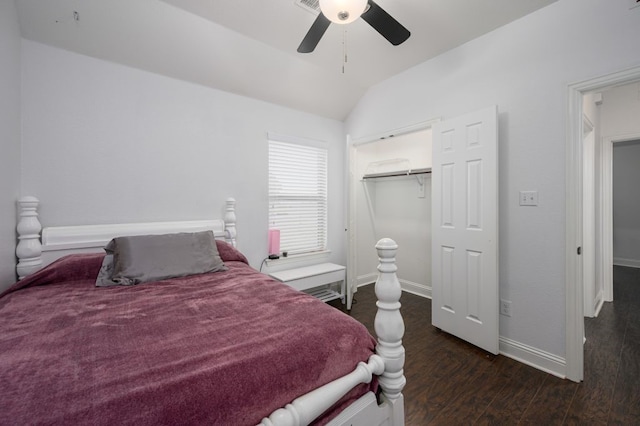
[14,196,406,426]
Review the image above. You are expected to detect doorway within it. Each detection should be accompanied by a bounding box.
[566,66,640,382]
[347,106,500,356]
[600,131,640,302]
[583,85,640,317]
[347,120,438,306]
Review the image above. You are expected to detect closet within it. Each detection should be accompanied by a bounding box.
[350,127,433,298]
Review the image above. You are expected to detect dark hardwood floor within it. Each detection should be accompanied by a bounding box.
[329,266,640,425]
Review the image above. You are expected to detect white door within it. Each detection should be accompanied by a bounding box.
[431,105,499,354]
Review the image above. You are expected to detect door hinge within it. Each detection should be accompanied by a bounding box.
[577,246,582,255]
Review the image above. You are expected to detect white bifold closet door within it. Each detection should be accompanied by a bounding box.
[431,106,499,354]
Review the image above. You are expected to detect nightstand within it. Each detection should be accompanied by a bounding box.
[269,263,346,304]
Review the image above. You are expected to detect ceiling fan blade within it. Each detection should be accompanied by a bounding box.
[361,0,410,46]
[297,13,331,53]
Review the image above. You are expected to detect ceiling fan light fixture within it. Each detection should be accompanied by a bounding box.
[319,0,368,24]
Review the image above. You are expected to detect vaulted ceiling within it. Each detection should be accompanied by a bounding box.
[16,0,557,120]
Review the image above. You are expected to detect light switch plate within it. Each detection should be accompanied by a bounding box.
[519,191,538,206]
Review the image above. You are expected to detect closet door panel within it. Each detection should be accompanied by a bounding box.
[467,159,483,230]
[440,163,455,228]
[432,105,499,355]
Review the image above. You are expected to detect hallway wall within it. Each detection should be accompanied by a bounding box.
[612,140,640,267]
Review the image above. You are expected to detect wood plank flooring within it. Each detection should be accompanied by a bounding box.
[329,265,640,425]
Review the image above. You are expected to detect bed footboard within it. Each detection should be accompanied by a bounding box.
[260,355,385,426]
[260,238,406,426]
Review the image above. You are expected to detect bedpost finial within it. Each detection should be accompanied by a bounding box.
[224,198,237,247]
[375,238,400,301]
[18,195,39,204]
[375,237,398,251]
[375,238,398,275]
[16,196,43,280]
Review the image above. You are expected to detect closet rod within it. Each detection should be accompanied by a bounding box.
[362,167,432,180]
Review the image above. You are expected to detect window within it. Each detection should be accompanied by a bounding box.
[268,134,328,256]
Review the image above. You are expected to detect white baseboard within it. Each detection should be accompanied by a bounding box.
[356,273,377,287]
[356,275,431,299]
[499,336,566,379]
[399,279,431,299]
[613,257,640,268]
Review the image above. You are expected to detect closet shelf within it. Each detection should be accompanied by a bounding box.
[362,167,432,180]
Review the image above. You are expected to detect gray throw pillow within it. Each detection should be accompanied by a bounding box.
[95,254,119,287]
[96,231,227,287]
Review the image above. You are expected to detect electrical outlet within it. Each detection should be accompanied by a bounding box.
[519,190,538,206]
[500,299,512,317]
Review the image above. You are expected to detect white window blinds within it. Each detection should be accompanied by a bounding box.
[268,137,328,256]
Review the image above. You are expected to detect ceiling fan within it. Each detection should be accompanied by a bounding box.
[298,0,410,53]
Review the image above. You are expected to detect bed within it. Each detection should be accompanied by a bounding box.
[4,196,406,426]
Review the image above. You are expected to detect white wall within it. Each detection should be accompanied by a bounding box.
[613,140,640,266]
[20,41,346,268]
[600,82,640,137]
[346,0,640,359]
[0,1,22,291]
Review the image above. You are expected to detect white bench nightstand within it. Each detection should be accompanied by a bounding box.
[269,263,346,304]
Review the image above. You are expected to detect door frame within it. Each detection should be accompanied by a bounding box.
[582,116,596,318]
[346,118,439,304]
[600,132,640,302]
[565,65,640,382]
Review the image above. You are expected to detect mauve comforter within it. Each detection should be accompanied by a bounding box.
[0,249,376,425]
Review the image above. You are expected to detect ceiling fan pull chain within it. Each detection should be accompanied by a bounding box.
[342,29,348,74]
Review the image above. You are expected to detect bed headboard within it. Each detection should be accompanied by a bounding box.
[16,196,237,280]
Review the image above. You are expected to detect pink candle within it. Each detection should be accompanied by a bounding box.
[268,229,280,255]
